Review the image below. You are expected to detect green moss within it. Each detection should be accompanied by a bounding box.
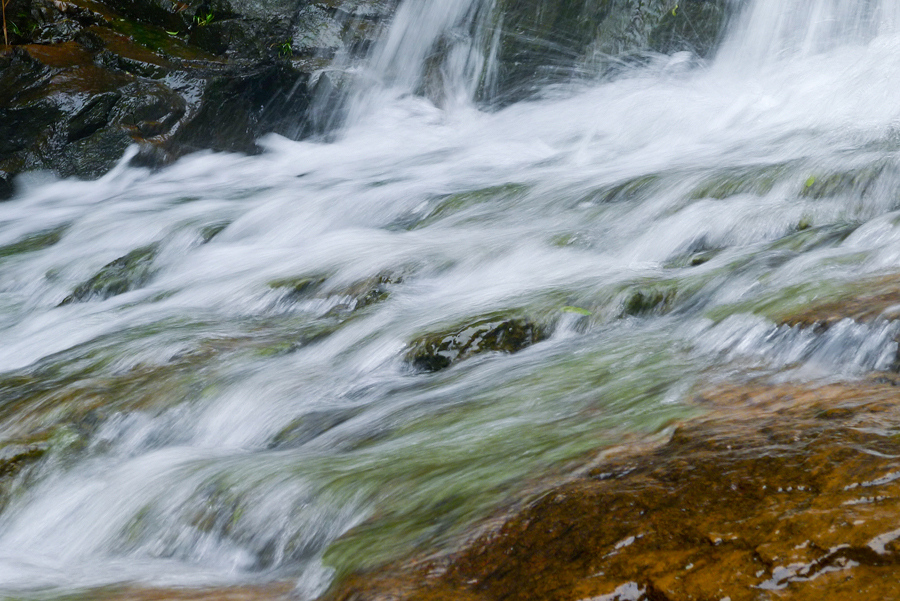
[621,285,678,317]
[581,174,662,204]
[60,244,159,305]
[406,314,548,372]
[689,164,790,200]
[0,225,68,259]
[800,164,886,199]
[410,183,529,229]
[267,275,327,300]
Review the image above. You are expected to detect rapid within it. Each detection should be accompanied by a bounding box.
[1,0,900,597]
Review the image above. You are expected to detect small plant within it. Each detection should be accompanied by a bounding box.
[193,11,213,27]
[277,39,292,57]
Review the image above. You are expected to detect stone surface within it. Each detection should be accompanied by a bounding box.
[479,0,729,103]
[406,316,547,372]
[0,0,397,183]
[326,376,900,601]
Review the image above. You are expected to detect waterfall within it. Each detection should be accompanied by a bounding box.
[718,0,900,66]
[3,0,900,598]
[343,0,496,124]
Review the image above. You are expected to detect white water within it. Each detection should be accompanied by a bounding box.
[2,0,900,597]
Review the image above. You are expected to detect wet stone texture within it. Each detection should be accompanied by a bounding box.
[779,273,900,332]
[0,0,399,183]
[327,376,900,601]
[406,316,547,372]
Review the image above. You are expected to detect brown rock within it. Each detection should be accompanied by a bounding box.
[325,379,900,601]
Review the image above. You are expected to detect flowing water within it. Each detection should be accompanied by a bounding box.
[2,0,900,597]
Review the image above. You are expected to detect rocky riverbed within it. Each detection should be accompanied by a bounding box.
[327,374,900,601]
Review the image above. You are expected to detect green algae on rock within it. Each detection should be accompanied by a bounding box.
[60,244,159,305]
[406,315,547,372]
[325,378,900,601]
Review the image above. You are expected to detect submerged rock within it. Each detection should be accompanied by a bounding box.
[620,286,677,317]
[60,244,158,304]
[406,316,547,372]
[776,273,900,331]
[327,377,900,601]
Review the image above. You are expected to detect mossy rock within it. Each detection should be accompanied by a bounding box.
[270,271,402,312]
[198,220,231,243]
[403,183,528,230]
[406,316,548,372]
[620,286,677,317]
[0,225,67,259]
[689,163,790,200]
[0,442,48,479]
[268,275,328,301]
[268,409,359,449]
[335,272,403,311]
[580,174,662,205]
[800,164,886,200]
[60,244,159,305]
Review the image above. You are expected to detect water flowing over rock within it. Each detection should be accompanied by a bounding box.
[3,0,900,599]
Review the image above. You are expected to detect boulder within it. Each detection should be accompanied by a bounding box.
[0,0,397,183]
[477,0,730,103]
[406,315,547,372]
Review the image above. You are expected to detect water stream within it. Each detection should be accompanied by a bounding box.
[2,0,900,597]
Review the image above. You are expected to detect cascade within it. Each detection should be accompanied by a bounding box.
[719,0,900,66]
[1,0,900,598]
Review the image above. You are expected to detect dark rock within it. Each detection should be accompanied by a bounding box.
[648,0,729,56]
[170,61,310,154]
[0,172,15,201]
[407,316,547,373]
[66,92,122,142]
[620,285,678,317]
[475,0,731,104]
[60,244,159,305]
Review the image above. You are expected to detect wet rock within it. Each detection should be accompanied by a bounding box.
[800,163,887,200]
[620,285,677,316]
[689,163,791,200]
[268,409,358,449]
[481,0,730,103]
[0,0,396,181]
[0,443,48,480]
[778,273,900,331]
[0,171,15,200]
[406,316,547,372]
[269,274,328,301]
[0,225,68,259]
[60,244,158,304]
[648,0,729,57]
[326,379,900,601]
[169,61,310,154]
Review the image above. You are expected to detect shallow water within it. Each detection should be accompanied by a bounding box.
[2,0,900,597]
